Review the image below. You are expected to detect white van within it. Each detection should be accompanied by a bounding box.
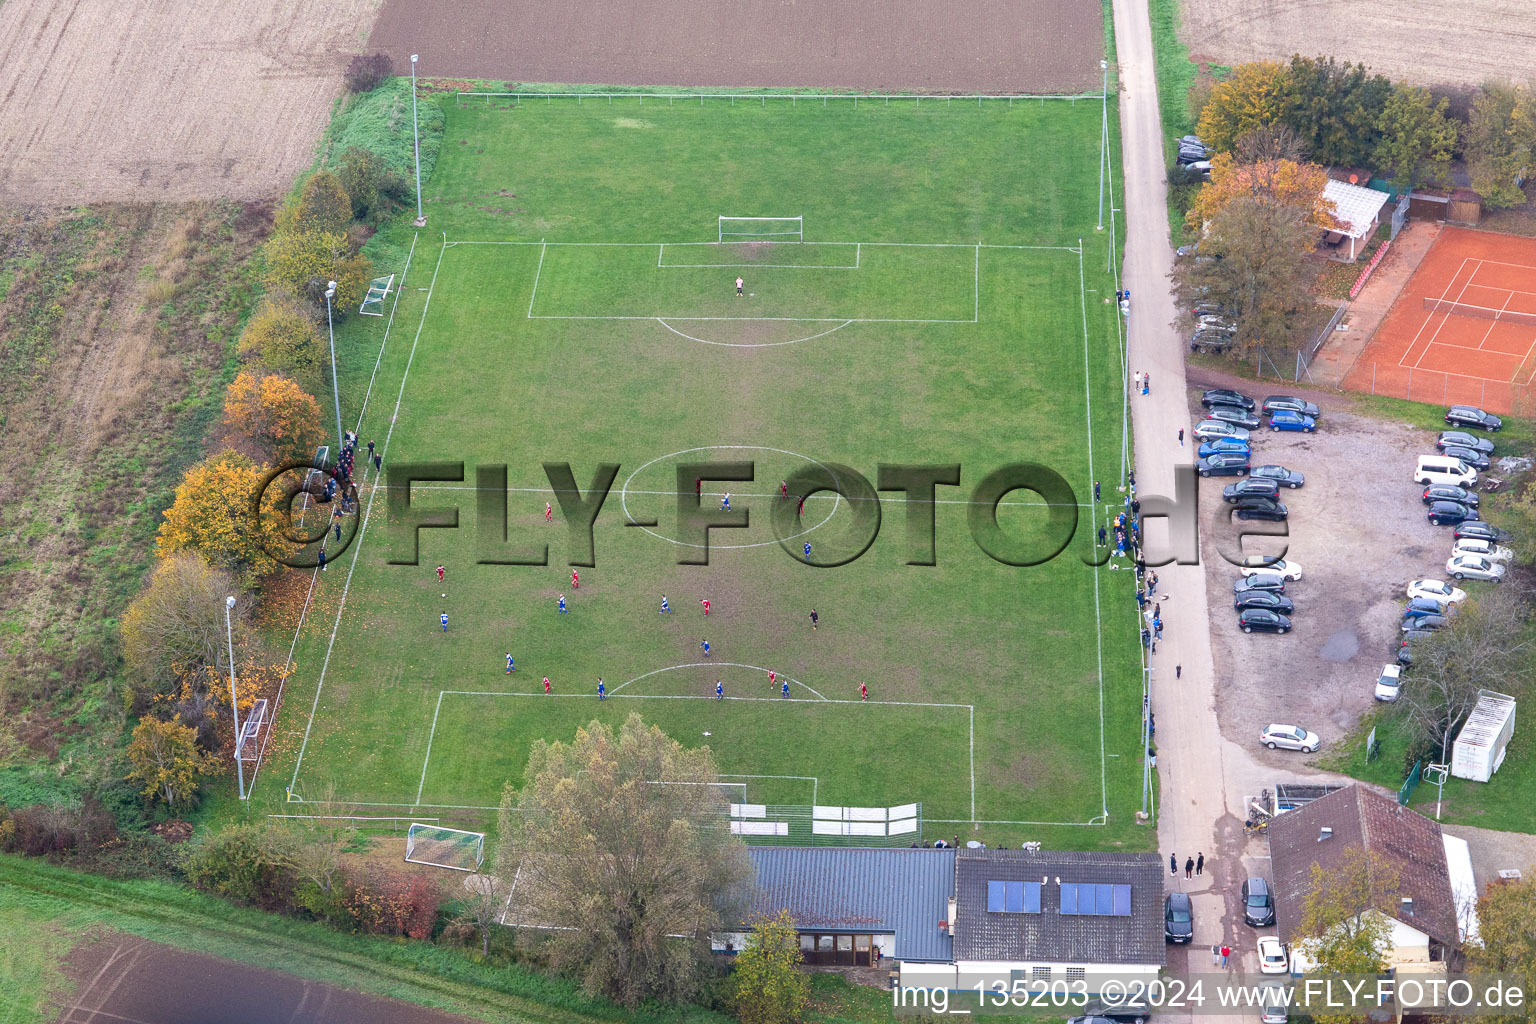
[1415,454,1477,487]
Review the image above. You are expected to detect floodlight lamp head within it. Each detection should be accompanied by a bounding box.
[1101,60,1108,69]
[411,54,418,63]
[226,595,237,609]
[325,281,337,298]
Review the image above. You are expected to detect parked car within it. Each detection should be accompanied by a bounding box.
[1235,590,1294,613]
[1235,572,1287,594]
[1258,936,1289,975]
[1190,328,1235,353]
[1453,537,1514,563]
[1444,405,1502,431]
[1199,314,1238,332]
[1243,876,1277,925]
[1267,410,1316,432]
[1437,431,1495,455]
[1078,1002,1149,1024]
[1205,405,1262,430]
[1415,454,1478,487]
[1259,725,1318,754]
[1454,522,1505,542]
[1202,388,1255,410]
[1422,485,1479,508]
[1223,478,1281,502]
[1239,608,1292,633]
[1407,579,1467,605]
[1239,557,1302,580]
[1427,500,1479,526]
[1199,437,1253,458]
[1401,613,1448,632]
[1195,418,1251,442]
[1193,301,1232,318]
[1374,663,1403,702]
[1235,497,1288,521]
[1403,597,1449,620]
[1262,396,1320,418]
[1261,991,1291,1024]
[1198,453,1251,477]
[1446,554,1506,582]
[1165,893,1194,944]
[1250,464,1304,488]
[1443,446,1491,471]
[1176,242,1201,257]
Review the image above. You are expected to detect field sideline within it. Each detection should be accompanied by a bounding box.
[250,94,1146,849]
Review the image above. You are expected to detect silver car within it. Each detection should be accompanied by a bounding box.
[1260,724,1320,752]
[1194,418,1252,442]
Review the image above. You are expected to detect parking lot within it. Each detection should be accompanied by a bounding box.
[1184,371,1465,767]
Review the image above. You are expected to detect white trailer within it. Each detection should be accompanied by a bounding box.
[1450,690,1517,783]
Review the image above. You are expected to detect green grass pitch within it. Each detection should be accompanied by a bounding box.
[258,93,1146,847]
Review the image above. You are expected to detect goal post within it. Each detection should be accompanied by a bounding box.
[405,823,486,872]
[718,216,802,243]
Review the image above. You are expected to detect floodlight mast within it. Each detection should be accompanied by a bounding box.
[324,281,342,449]
[1097,59,1109,232]
[411,55,425,225]
[226,595,245,800]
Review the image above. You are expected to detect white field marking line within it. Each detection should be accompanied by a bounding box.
[526,239,547,318]
[400,482,1095,508]
[608,661,826,699]
[718,773,821,806]
[928,818,1106,826]
[251,232,420,791]
[1475,290,1518,352]
[1418,258,1492,367]
[532,314,974,323]
[416,690,447,804]
[439,687,966,709]
[1401,256,1473,369]
[447,240,1079,251]
[974,243,981,323]
[658,262,863,269]
[969,704,975,822]
[288,237,449,795]
[1077,241,1109,820]
[619,445,842,550]
[654,317,854,347]
[1405,257,1479,370]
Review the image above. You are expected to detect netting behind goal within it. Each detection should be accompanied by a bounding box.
[719,216,802,242]
[359,274,394,316]
[405,823,486,872]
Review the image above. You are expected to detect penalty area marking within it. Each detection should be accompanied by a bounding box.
[655,317,854,348]
[620,445,842,549]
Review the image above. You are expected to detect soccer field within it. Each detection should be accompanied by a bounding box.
[258,93,1144,845]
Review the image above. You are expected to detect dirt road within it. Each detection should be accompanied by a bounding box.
[57,932,476,1024]
[0,0,378,204]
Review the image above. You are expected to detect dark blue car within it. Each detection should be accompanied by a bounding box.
[1267,410,1316,432]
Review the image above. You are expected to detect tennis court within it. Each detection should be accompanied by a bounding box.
[1343,226,1536,415]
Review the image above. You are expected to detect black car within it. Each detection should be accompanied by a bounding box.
[1198,453,1251,477]
[1262,395,1321,417]
[1444,405,1502,431]
[1205,405,1262,430]
[1401,614,1449,632]
[1239,608,1292,633]
[1190,328,1235,353]
[1223,478,1281,502]
[1164,892,1194,944]
[1202,388,1255,410]
[1079,1002,1149,1024]
[1437,431,1495,455]
[1234,574,1286,594]
[1250,464,1304,488]
[1234,497,1288,521]
[1455,521,1506,542]
[1235,590,1295,613]
[1243,877,1276,927]
[1427,500,1479,526]
[1422,485,1480,508]
[1442,446,1491,470]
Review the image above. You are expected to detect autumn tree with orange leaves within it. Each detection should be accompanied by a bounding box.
[1195,62,1289,154]
[1188,155,1337,238]
[156,451,285,589]
[223,371,324,463]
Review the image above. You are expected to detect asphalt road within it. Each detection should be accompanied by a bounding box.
[56,934,476,1024]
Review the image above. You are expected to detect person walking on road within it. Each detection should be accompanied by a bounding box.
[1220,944,1230,968]
[1211,945,1221,966]
[1169,853,1177,875]
[1142,372,1150,396]
[1196,852,1205,876]
[1184,856,1194,879]
[1178,427,1184,447]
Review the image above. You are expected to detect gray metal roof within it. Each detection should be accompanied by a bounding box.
[953,850,1165,965]
[746,847,955,962]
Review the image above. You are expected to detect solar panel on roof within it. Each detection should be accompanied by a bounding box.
[988,880,1006,912]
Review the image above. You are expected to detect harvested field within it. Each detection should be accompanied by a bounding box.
[0,0,378,204]
[1180,0,1536,87]
[368,0,1104,94]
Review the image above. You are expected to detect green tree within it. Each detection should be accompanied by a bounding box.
[119,553,247,711]
[1374,85,1459,190]
[264,227,350,303]
[1196,62,1290,154]
[509,713,754,1006]
[1465,83,1536,208]
[1295,847,1398,1024]
[1280,56,1392,167]
[1492,482,1536,565]
[335,147,405,221]
[733,909,810,1024]
[126,717,217,809]
[296,171,352,235]
[1466,876,1536,1024]
[237,293,327,394]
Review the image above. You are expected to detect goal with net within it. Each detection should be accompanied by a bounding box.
[359,274,395,316]
[718,216,802,243]
[405,823,486,872]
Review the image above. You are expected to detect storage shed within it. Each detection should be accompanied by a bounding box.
[1450,689,1516,782]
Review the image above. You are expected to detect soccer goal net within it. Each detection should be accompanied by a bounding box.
[405,823,486,872]
[359,274,395,316]
[718,216,802,243]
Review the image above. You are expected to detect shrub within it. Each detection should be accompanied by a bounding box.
[237,292,328,394]
[335,146,406,221]
[296,171,352,235]
[181,823,296,910]
[344,868,442,939]
[345,53,393,94]
[4,800,115,858]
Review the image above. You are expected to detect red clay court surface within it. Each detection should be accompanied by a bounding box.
[1343,226,1536,415]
